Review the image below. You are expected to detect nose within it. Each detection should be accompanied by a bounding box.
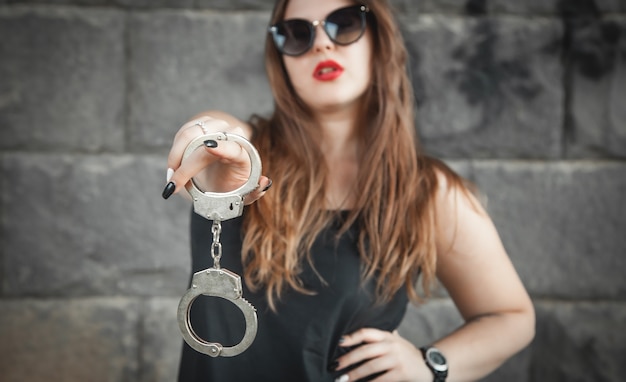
[311,21,334,53]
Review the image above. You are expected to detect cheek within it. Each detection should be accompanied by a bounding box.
[355,51,373,86]
[283,58,307,91]
[356,34,374,82]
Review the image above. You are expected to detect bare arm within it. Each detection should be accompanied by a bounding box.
[430,175,535,381]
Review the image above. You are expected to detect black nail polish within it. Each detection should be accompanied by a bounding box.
[329,361,339,371]
[162,181,176,199]
[262,178,273,192]
[204,139,218,148]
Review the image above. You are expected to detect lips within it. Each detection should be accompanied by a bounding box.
[313,60,344,81]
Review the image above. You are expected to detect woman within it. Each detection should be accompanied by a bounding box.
[163,0,535,381]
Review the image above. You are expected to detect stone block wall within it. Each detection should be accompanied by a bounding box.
[1,0,624,381]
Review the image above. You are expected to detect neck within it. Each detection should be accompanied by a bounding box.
[315,108,359,161]
[313,109,360,210]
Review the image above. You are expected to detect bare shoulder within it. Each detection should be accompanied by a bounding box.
[433,165,486,215]
[431,164,494,254]
[429,166,532,319]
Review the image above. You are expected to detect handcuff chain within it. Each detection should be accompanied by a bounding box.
[178,132,260,357]
[211,220,223,269]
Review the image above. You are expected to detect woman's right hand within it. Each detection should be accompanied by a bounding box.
[161,112,272,204]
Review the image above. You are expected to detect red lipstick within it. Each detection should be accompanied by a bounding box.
[313,60,344,81]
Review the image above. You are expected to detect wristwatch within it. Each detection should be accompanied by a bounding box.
[419,346,448,382]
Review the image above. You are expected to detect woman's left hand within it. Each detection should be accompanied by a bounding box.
[334,328,431,382]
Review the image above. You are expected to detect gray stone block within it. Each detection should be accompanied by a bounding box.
[406,0,624,14]
[402,16,564,159]
[490,0,561,15]
[481,348,531,382]
[114,0,194,8]
[567,17,626,158]
[469,160,626,299]
[556,0,626,15]
[0,7,125,152]
[490,0,626,15]
[5,0,271,8]
[1,153,191,297]
[140,298,181,382]
[0,298,141,382]
[195,0,274,11]
[398,298,464,347]
[530,300,626,381]
[6,0,111,5]
[390,0,486,15]
[127,10,272,150]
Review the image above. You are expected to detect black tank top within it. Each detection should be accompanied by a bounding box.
[178,210,409,382]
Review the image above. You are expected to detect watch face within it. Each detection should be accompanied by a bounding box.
[426,348,448,372]
[429,351,446,366]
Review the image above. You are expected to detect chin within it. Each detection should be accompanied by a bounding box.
[309,94,363,111]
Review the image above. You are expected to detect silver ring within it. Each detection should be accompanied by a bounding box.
[195,120,209,134]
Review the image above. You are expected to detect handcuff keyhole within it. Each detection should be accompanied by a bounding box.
[229,203,234,210]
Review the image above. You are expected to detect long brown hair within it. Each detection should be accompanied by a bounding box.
[242,0,463,310]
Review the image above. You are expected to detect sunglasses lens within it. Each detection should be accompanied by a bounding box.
[270,5,367,56]
[272,20,313,56]
[326,6,366,45]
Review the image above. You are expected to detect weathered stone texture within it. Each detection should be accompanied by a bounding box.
[530,301,626,381]
[1,153,191,297]
[127,10,272,150]
[390,0,625,15]
[398,298,464,346]
[491,0,625,15]
[403,16,564,158]
[387,0,622,15]
[140,298,181,382]
[470,161,626,299]
[0,7,126,152]
[116,0,194,8]
[0,298,141,382]
[567,17,626,158]
[7,0,112,5]
[194,0,273,10]
[490,0,562,15]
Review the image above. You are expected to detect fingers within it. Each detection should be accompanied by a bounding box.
[335,343,395,382]
[165,145,218,198]
[163,115,259,199]
[350,357,397,382]
[334,328,423,382]
[243,176,273,206]
[339,328,390,347]
[167,116,230,171]
[334,328,393,379]
[337,329,392,369]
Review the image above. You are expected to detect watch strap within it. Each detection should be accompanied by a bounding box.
[419,346,448,382]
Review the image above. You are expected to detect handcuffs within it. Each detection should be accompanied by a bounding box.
[177,131,260,357]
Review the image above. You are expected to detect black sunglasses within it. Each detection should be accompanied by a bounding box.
[268,4,370,57]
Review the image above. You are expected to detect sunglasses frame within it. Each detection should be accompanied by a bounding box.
[268,4,370,57]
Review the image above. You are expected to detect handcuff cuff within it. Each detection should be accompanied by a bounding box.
[177,131,260,357]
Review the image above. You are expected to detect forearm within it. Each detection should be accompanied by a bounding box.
[431,309,535,382]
